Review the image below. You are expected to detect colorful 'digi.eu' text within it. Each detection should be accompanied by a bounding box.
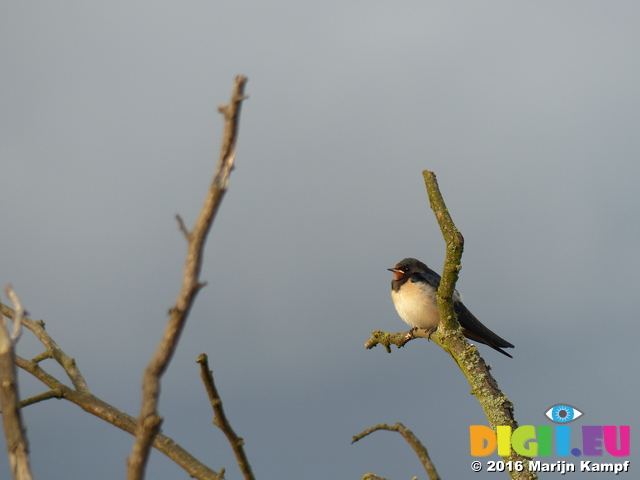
[470,425,630,457]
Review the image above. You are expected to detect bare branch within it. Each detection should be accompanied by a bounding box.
[197,354,255,480]
[353,422,441,480]
[1,302,89,393]
[0,287,33,480]
[0,302,223,479]
[13,353,223,480]
[127,75,248,480]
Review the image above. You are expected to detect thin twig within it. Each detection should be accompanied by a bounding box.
[176,214,191,241]
[0,287,34,480]
[127,75,248,480]
[31,350,52,363]
[353,422,441,480]
[197,354,255,480]
[18,390,63,408]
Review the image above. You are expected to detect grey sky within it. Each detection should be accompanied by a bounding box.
[1,2,638,479]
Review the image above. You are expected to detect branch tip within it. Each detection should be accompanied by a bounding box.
[199,352,255,480]
[196,353,208,364]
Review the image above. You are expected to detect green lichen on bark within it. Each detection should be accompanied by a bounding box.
[422,170,536,480]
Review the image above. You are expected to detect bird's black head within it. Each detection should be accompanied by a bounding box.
[387,257,429,280]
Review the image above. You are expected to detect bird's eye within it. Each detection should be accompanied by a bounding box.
[544,404,583,423]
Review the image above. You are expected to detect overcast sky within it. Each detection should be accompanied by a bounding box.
[1,2,639,479]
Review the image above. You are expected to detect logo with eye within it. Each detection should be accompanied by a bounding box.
[545,404,584,423]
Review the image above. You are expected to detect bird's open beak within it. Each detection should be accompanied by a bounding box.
[388,266,404,281]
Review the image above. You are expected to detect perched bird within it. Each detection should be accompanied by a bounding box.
[389,257,514,358]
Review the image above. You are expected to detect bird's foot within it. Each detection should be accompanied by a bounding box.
[404,326,437,342]
[424,327,437,341]
[404,327,418,340]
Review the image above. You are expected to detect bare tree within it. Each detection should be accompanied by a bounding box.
[1,76,250,480]
[1,78,531,480]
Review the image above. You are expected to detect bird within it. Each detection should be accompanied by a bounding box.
[389,257,514,358]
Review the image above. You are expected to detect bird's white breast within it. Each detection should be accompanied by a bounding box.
[391,280,441,330]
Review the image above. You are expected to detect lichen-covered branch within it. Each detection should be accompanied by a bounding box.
[422,171,464,333]
[127,75,248,480]
[197,354,255,480]
[363,330,414,352]
[362,474,393,480]
[353,422,441,480]
[421,170,535,480]
[364,171,535,480]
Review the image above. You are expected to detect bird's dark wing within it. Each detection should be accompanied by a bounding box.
[454,300,514,358]
[411,266,514,358]
[411,268,442,289]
